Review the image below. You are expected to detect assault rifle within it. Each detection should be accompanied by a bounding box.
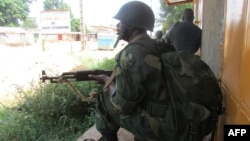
[40,32,120,101]
[40,70,113,83]
[40,70,113,102]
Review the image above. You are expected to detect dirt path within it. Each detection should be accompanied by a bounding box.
[0,41,121,104]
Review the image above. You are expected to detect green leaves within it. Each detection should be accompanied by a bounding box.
[21,17,38,28]
[43,0,70,10]
[157,0,192,33]
[0,0,33,26]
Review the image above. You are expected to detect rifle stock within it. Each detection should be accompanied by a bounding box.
[40,70,113,83]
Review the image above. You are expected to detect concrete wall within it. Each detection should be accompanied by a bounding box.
[201,0,225,78]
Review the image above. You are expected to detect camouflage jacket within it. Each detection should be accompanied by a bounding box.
[111,37,169,116]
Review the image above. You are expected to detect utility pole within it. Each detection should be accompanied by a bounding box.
[79,0,86,50]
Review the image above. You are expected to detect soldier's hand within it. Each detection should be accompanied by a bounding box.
[88,74,110,84]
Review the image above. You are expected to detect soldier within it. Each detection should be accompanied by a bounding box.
[155,30,163,40]
[165,8,202,54]
[89,1,169,141]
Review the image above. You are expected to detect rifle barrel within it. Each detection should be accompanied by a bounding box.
[40,70,113,83]
[75,70,112,81]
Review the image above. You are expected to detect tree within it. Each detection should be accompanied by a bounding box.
[71,18,80,32]
[21,17,38,29]
[43,0,69,10]
[0,0,34,26]
[157,0,192,33]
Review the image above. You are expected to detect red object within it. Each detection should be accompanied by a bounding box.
[58,34,62,40]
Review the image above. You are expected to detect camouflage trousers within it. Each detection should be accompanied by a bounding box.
[95,90,167,141]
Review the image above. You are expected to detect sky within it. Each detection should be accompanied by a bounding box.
[29,0,161,27]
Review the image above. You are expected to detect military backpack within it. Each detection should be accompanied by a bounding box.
[134,39,225,141]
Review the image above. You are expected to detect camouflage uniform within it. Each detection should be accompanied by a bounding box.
[96,38,170,141]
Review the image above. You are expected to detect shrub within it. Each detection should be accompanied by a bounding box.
[0,57,116,141]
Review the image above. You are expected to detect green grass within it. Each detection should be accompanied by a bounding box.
[0,55,116,141]
[72,52,116,70]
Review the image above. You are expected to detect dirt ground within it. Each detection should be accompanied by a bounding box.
[0,41,134,140]
[0,41,123,104]
[77,124,134,141]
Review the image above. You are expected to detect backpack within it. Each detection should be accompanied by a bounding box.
[134,39,225,141]
[161,51,225,141]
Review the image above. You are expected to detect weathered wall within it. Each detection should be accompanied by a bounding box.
[201,0,225,78]
[198,0,226,140]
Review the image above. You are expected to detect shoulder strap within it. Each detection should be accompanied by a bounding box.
[103,66,117,89]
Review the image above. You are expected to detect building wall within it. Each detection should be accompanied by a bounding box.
[199,0,250,140]
[200,0,225,78]
[222,0,250,125]
[197,0,226,140]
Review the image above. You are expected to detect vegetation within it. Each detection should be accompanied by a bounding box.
[21,17,38,29]
[71,18,81,32]
[0,56,116,141]
[0,0,34,26]
[43,0,69,10]
[157,0,192,34]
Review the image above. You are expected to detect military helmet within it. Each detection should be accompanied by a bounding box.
[113,1,155,31]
